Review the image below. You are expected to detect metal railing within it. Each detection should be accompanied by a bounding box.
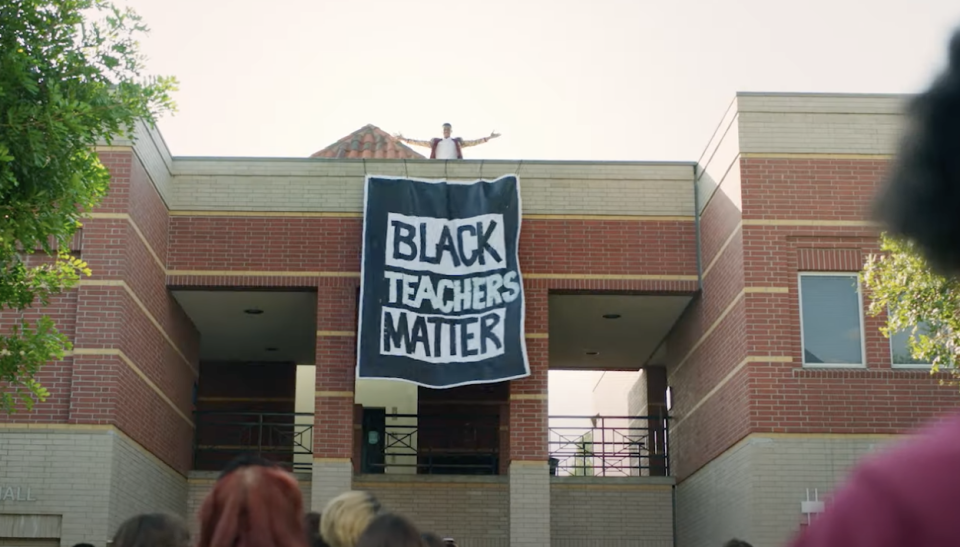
[193,411,314,473]
[191,411,669,477]
[548,415,670,477]
[362,413,501,475]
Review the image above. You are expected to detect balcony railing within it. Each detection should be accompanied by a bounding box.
[193,411,314,473]
[361,413,501,475]
[548,415,670,477]
[191,411,670,478]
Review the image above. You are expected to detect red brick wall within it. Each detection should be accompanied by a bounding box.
[314,278,358,460]
[510,286,549,462]
[103,150,198,473]
[669,157,960,482]
[740,157,957,433]
[167,217,698,277]
[0,288,78,423]
[666,183,747,480]
[0,149,200,475]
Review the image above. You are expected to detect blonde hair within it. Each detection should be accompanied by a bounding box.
[320,491,381,547]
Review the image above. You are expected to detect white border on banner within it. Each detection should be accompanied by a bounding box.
[355,174,531,389]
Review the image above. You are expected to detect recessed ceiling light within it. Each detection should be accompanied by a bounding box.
[602,314,622,320]
[265,347,279,352]
[585,351,599,356]
[244,308,264,315]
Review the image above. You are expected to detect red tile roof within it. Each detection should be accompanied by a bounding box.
[310,124,426,159]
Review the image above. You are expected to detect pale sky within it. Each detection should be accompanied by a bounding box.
[121,0,960,162]
[117,0,960,414]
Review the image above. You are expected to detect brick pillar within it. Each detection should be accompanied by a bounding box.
[311,281,357,511]
[508,286,550,547]
[68,214,128,425]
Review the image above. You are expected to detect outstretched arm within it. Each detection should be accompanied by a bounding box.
[394,134,433,148]
[460,131,501,148]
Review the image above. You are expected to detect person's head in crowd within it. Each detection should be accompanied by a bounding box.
[198,464,307,547]
[420,533,444,547]
[74,544,97,547]
[355,513,421,547]
[111,514,190,547]
[305,512,321,535]
[723,540,753,547]
[320,491,381,547]
[441,539,457,547]
[873,30,960,275]
[218,454,278,480]
[304,512,329,547]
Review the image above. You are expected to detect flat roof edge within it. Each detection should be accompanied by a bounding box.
[170,156,699,167]
[735,91,913,99]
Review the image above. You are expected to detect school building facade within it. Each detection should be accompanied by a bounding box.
[0,92,955,547]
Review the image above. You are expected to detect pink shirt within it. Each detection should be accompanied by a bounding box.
[790,411,960,546]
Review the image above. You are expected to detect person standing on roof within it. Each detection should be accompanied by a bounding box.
[395,123,500,159]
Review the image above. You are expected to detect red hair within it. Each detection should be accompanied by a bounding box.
[197,465,308,547]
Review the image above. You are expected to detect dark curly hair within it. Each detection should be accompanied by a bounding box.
[873,28,960,275]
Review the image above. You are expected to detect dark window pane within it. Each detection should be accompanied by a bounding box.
[891,322,931,365]
[800,275,863,366]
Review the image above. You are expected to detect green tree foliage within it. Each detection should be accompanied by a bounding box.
[0,0,176,412]
[862,233,960,378]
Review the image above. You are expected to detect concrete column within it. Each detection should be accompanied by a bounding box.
[507,285,550,547]
[509,461,551,547]
[311,282,358,511]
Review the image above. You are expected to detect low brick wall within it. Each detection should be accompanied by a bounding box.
[551,476,675,547]
[183,471,675,547]
[353,475,509,547]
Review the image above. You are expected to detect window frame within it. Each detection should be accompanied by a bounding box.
[797,272,867,369]
[889,320,934,369]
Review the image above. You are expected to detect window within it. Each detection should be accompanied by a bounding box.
[799,273,865,367]
[891,321,933,368]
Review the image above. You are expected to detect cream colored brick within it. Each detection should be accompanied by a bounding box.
[551,477,673,547]
[354,475,508,547]
[510,462,550,547]
[311,461,352,513]
[735,94,907,155]
[736,92,908,114]
[166,159,695,216]
[108,432,187,534]
[676,434,897,547]
[0,428,185,547]
[696,103,742,214]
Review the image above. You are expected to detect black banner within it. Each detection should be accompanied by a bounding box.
[356,175,530,388]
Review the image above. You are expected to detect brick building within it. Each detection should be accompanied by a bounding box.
[0,92,954,547]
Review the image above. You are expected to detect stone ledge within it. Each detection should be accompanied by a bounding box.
[353,474,508,486]
[550,475,675,487]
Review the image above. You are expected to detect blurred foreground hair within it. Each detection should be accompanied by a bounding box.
[198,464,307,547]
[111,513,189,547]
[873,29,960,275]
[356,513,422,547]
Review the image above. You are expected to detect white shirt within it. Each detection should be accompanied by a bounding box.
[435,138,459,160]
